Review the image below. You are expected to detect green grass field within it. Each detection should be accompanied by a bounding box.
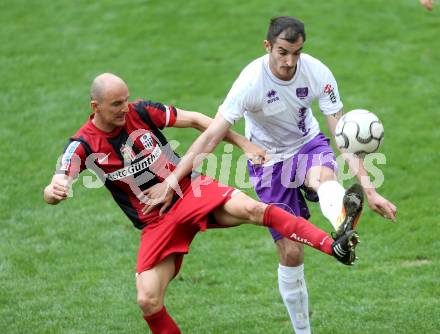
[1,0,439,333]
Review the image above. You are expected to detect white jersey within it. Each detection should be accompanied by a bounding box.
[219,53,343,164]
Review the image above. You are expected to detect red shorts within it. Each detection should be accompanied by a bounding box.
[136,175,237,275]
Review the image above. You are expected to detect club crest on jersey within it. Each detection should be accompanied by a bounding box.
[120,144,136,161]
[296,87,308,99]
[266,89,279,104]
[140,133,154,150]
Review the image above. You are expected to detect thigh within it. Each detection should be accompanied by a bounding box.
[300,133,338,191]
[248,160,308,218]
[136,254,176,298]
[212,192,267,227]
[136,215,198,275]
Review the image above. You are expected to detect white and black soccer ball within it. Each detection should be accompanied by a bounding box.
[335,109,384,156]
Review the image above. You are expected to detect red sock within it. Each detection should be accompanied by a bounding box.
[143,306,181,334]
[263,204,334,255]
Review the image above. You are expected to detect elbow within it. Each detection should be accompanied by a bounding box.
[192,112,211,131]
[206,135,223,152]
[195,131,220,154]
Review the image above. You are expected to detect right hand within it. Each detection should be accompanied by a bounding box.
[141,181,175,216]
[366,190,397,222]
[44,174,71,204]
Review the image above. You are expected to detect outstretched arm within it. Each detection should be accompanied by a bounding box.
[326,110,397,221]
[174,108,266,163]
[142,112,242,215]
[169,112,234,186]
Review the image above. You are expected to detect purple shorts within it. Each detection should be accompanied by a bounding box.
[248,133,337,242]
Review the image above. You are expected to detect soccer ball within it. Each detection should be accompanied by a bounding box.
[335,109,384,156]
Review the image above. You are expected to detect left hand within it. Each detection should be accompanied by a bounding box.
[420,0,434,11]
[366,191,397,222]
[244,142,268,165]
[141,181,175,216]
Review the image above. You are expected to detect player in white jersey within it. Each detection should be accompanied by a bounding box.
[142,16,397,333]
[219,16,397,333]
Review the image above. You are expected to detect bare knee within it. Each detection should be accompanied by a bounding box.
[136,256,175,316]
[277,239,304,266]
[305,166,337,191]
[137,290,163,316]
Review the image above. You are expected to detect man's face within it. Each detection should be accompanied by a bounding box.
[93,83,130,130]
[265,33,304,81]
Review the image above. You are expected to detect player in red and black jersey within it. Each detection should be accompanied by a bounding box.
[44,73,358,334]
[57,97,192,229]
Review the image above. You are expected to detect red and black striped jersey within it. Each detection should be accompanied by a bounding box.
[57,100,191,229]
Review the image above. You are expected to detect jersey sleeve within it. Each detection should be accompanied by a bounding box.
[133,100,177,129]
[218,77,254,125]
[56,140,87,178]
[318,65,343,115]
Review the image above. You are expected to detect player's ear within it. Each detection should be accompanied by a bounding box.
[263,40,271,52]
[90,100,99,113]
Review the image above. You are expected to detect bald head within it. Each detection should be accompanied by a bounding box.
[89,73,130,132]
[90,73,128,102]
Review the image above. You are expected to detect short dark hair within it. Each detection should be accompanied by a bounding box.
[266,16,306,45]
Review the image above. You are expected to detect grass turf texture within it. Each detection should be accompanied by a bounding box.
[1,0,439,333]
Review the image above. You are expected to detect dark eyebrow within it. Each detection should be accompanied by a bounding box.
[278,46,303,54]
